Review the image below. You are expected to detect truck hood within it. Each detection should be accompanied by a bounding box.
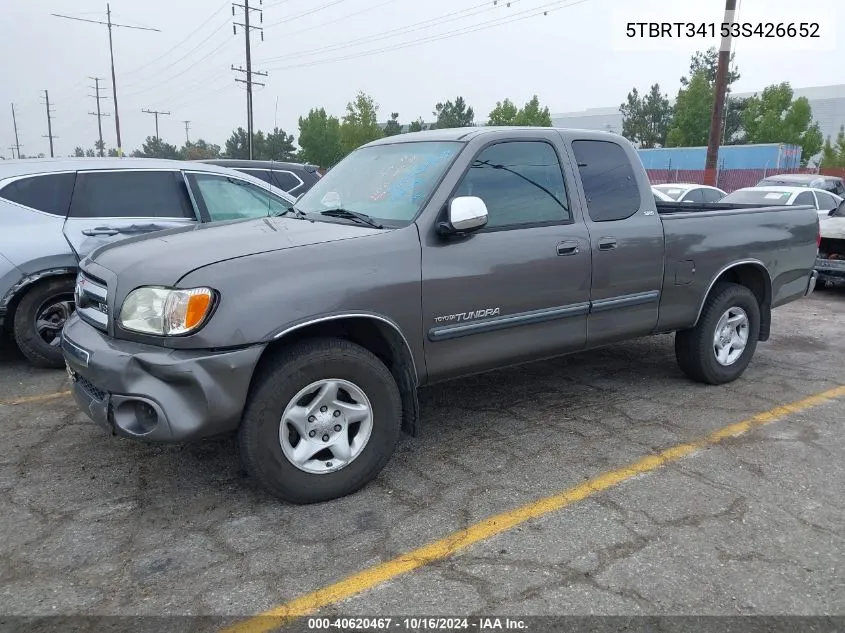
[84,216,383,283]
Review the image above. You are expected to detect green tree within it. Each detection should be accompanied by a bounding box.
[383,112,402,136]
[224,127,269,159]
[723,96,749,145]
[181,139,222,160]
[85,149,96,157]
[488,98,519,125]
[263,127,296,160]
[73,147,85,157]
[665,70,714,147]
[488,95,552,127]
[94,139,106,157]
[821,125,845,168]
[681,47,740,87]
[432,96,474,129]
[131,136,181,159]
[107,148,120,157]
[340,91,384,154]
[297,107,344,167]
[741,82,824,165]
[620,84,673,148]
[407,117,428,133]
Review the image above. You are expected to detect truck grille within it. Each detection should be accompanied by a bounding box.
[76,375,106,402]
[74,271,109,331]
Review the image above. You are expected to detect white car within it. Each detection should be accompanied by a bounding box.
[652,187,674,202]
[651,183,727,203]
[721,186,844,217]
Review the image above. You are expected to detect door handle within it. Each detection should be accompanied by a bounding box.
[556,241,580,256]
[598,238,618,251]
[81,227,120,237]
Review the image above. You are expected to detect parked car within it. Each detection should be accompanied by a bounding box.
[0,158,295,367]
[815,200,845,287]
[199,159,321,197]
[720,186,843,217]
[651,183,727,203]
[62,128,819,504]
[652,187,674,202]
[755,173,845,197]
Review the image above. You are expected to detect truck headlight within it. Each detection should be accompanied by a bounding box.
[119,286,216,336]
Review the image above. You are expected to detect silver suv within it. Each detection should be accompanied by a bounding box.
[0,158,295,367]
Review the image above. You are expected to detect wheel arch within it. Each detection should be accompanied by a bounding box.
[1,267,78,332]
[255,313,421,436]
[693,260,772,340]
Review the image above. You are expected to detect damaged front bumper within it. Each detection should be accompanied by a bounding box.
[61,313,266,442]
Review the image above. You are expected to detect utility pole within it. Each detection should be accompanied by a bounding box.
[182,120,191,143]
[89,77,110,156]
[10,103,21,159]
[704,0,737,186]
[52,6,160,157]
[141,109,170,140]
[40,90,57,158]
[232,0,266,159]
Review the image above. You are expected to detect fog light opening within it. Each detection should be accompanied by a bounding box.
[113,398,161,436]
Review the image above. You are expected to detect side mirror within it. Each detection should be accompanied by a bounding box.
[438,196,488,236]
[833,200,845,217]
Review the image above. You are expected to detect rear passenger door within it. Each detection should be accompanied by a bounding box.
[570,139,665,347]
[63,170,198,259]
[185,172,292,221]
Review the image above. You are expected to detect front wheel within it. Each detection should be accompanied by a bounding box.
[238,337,402,504]
[675,282,761,385]
[13,278,76,368]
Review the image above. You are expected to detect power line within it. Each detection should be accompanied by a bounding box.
[52,4,160,156]
[120,0,231,76]
[281,0,400,39]
[141,109,171,140]
[89,77,110,156]
[263,0,347,28]
[233,0,266,159]
[265,0,591,71]
[40,90,58,158]
[10,103,21,159]
[257,0,514,64]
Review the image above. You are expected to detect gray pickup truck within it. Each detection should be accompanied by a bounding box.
[61,127,820,504]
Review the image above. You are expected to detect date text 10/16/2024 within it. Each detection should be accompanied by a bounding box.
[307,617,528,630]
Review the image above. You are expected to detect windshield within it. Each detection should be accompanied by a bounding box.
[294,141,463,225]
[653,185,686,200]
[721,190,793,205]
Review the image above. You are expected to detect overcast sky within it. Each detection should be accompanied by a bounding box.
[1,0,840,158]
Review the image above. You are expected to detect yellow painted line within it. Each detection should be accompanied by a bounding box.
[221,384,845,633]
[0,390,72,406]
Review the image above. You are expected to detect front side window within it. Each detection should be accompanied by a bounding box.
[1,173,76,216]
[294,141,462,225]
[239,169,273,185]
[572,140,641,222]
[69,171,195,219]
[453,141,570,229]
[270,170,302,193]
[191,173,292,221]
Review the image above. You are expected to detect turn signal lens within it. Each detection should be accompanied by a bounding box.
[120,286,216,336]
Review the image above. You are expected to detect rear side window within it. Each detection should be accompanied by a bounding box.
[794,191,815,207]
[701,188,724,202]
[69,171,195,219]
[572,140,640,222]
[270,170,303,193]
[682,188,705,202]
[0,173,76,216]
[816,191,840,210]
[239,169,273,185]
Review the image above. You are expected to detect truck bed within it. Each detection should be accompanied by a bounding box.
[656,201,794,215]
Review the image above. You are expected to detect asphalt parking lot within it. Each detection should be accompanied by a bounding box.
[1,290,843,629]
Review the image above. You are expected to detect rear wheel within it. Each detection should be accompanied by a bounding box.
[675,282,761,385]
[238,337,402,504]
[13,278,75,368]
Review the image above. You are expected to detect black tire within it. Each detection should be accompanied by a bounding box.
[675,282,761,385]
[238,337,402,504]
[13,278,75,369]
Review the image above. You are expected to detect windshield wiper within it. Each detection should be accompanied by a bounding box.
[273,206,308,219]
[319,208,384,229]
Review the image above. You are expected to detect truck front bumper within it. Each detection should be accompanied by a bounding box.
[61,313,266,442]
